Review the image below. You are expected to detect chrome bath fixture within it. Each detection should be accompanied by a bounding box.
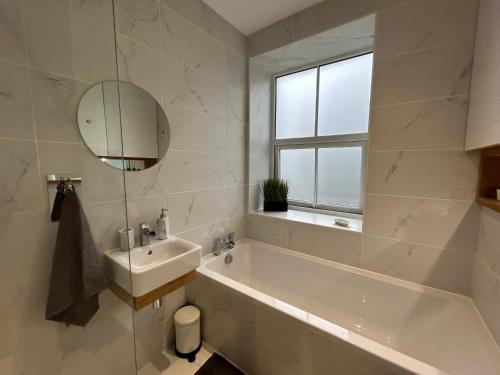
[213,232,235,256]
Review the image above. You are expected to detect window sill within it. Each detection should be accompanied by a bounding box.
[251,209,363,233]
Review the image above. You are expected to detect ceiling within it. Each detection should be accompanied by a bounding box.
[202,0,324,35]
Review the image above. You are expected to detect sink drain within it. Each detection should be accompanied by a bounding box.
[147,250,153,255]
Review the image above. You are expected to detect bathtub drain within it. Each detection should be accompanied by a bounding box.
[225,254,233,264]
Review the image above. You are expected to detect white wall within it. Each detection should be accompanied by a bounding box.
[465,0,500,150]
[247,0,480,295]
[0,0,247,373]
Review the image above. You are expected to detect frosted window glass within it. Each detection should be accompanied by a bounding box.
[280,149,315,202]
[276,68,317,139]
[318,54,373,136]
[317,147,363,208]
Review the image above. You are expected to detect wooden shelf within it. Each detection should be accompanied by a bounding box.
[476,146,500,213]
[477,197,500,212]
[108,270,196,311]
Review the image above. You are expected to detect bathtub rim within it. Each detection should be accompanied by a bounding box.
[197,238,500,375]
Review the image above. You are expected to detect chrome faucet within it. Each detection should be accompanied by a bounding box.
[139,223,151,246]
[213,232,235,256]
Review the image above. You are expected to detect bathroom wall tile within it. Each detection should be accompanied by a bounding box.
[133,287,185,368]
[476,207,500,279]
[117,35,162,103]
[37,142,125,205]
[471,257,500,344]
[0,61,34,140]
[369,97,468,151]
[225,185,247,218]
[124,195,168,242]
[58,290,136,375]
[288,222,362,266]
[222,214,247,241]
[124,160,167,199]
[249,153,270,186]
[0,279,61,375]
[372,38,474,106]
[178,214,246,256]
[225,49,247,90]
[0,211,51,288]
[160,4,225,80]
[376,0,413,12]
[52,0,114,27]
[363,195,479,252]
[367,150,479,201]
[84,200,127,251]
[250,120,271,156]
[249,62,272,125]
[0,140,42,214]
[162,57,226,117]
[375,0,478,60]
[0,0,26,64]
[249,63,272,157]
[161,0,246,57]
[227,86,247,154]
[23,0,117,83]
[362,235,474,294]
[247,213,288,248]
[226,153,246,187]
[247,0,376,57]
[248,184,263,212]
[31,69,90,142]
[164,150,226,193]
[114,0,161,50]
[167,188,226,233]
[165,105,226,153]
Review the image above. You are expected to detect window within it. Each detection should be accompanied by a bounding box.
[273,52,373,214]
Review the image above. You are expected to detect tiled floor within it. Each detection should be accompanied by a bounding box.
[138,346,212,375]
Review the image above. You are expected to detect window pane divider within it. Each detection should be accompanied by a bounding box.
[273,133,368,147]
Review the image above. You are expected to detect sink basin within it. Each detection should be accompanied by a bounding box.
[105,236,201,297]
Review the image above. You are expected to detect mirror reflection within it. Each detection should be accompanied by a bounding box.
[77,81,170,171]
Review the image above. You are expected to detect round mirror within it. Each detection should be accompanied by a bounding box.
[77,81,170,171]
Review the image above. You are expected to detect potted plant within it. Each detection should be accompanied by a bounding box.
[263,178,289,211]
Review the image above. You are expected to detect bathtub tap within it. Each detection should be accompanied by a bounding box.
[213,232,235,256]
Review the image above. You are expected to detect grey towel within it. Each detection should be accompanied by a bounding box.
[45,190,107,327]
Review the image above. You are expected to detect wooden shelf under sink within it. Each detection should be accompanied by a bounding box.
[476,146,500,213]
[108,270,196,311]
[477,197,500,212]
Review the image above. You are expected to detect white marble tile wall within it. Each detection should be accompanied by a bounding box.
[461,0,500,342]
[0,0,137,372]
[0,0,248,373]
[247,213,362,266]
[246,0,480,295]
[248,62,272,212]
[247,0,378,57]
[471,207,500,345]
[361,0,480,295]
[112,0,248,366]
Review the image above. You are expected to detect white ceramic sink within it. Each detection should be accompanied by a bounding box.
[105,236,201,297]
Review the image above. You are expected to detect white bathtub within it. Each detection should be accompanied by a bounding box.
[197,239,500,375]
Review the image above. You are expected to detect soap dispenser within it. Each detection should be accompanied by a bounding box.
[156,208,169,240]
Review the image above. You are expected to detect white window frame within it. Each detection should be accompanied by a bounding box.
[271,51,372,215]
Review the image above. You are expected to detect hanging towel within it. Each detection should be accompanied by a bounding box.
[50,183,65,222]
[45,190,107,327]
